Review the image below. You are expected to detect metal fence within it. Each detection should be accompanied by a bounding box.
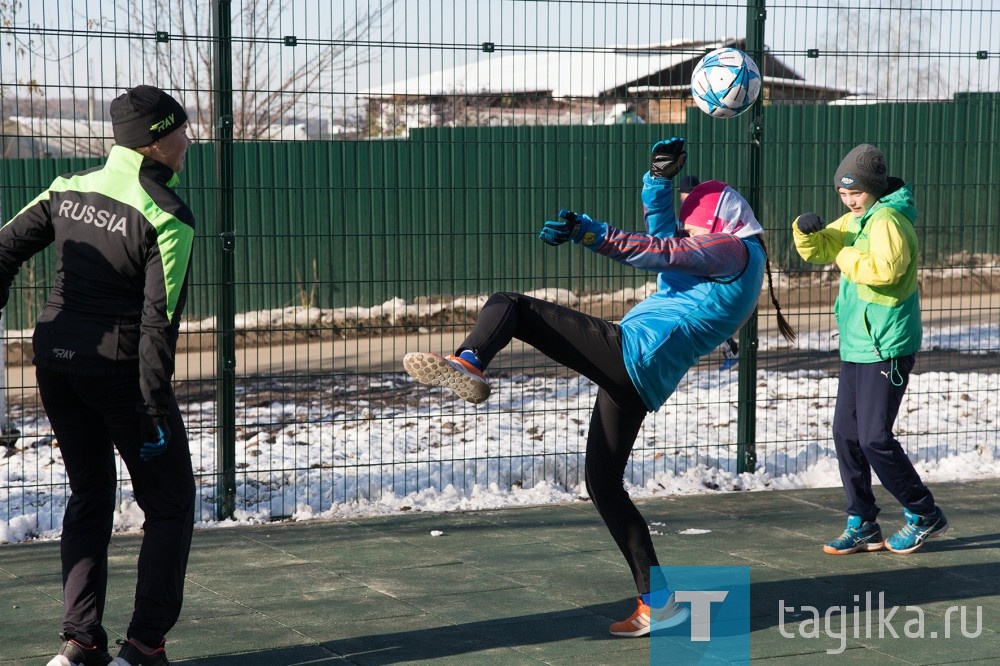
[1,1,998,534]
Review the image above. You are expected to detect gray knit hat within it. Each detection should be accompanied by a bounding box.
[834,143,888,197]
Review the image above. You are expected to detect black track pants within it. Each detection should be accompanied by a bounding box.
[37,368,194,648]
[459,292,659,593]
[832,355,936,521]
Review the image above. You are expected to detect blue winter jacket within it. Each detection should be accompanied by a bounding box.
[580,173,766,411]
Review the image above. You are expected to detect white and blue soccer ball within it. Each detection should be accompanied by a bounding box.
[690,47,761,119]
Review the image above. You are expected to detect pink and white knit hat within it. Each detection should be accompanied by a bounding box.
[678,179,764,238]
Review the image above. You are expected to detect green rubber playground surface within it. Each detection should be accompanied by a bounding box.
[3,480,999,664]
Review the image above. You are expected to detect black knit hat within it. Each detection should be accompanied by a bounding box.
[110,86,188,148]
[834,143,888,197]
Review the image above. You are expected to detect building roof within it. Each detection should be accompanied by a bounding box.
[362,50,690,99]
[4,116,114,158]
[359,38,822,100]
[2,116,311,159]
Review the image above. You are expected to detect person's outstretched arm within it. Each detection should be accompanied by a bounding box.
[539,210,748,280]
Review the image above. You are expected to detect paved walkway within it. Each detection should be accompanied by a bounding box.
[4,291,996,398]
[3,480,1000,665]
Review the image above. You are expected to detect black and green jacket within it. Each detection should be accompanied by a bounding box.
[0,145,195,417]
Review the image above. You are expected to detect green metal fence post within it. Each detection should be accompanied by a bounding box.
[214,0,237,520]
[737,0,768,474]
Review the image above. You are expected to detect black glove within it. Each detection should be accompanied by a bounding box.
[650,137,687,179]
[139,415,171,461]
[795,213,825,235]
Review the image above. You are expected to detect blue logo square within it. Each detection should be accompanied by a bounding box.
[650,565,750,665]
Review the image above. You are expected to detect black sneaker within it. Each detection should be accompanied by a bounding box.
[46,635,112,666]
[110,639,169,666]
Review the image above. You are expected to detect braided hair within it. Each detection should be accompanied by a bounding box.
[757,236,796,342]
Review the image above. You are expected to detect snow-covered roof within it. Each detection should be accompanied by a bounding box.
[360,39,738,99]
[3,115,310,158]
[241,123,309,141]
[629,76,859,97]
[5,116,114,158]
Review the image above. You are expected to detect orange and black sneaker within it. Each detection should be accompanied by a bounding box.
[610,594,691,637]
[402,352,491,404]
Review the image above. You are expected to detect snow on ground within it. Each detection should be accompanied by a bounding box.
[1,308,997,544]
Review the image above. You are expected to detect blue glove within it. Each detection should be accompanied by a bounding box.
[539,210,606,246]
[650,137,687,179]
[795,213,824,234]
[140,415,171,461]
[539,209,583,246]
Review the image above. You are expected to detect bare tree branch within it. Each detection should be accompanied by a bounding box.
[120,0,399,140]
[819,1,954,101]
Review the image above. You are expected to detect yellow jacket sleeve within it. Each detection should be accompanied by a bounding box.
[791,213,854,264]
[835,210,911,287]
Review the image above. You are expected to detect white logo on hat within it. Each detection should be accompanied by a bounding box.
[840,174,856,186]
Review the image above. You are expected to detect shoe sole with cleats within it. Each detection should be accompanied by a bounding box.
[403,352,491,404]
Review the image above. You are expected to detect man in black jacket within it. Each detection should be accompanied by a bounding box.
[0,85,195,666]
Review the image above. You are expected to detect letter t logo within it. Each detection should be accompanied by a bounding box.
[674,590,729,641]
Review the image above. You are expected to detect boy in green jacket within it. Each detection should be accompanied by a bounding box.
[793,143,948,556]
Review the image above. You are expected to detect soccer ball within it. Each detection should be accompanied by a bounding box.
[690,48,761,119]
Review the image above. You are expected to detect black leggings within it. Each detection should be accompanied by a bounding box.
[459,292,659,594]
[37,368,194,649]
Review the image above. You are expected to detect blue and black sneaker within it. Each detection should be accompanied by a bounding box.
[885,507,949,554]
[823,515,884,555]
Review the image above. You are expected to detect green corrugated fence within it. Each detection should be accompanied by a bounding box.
[2,98,997,329]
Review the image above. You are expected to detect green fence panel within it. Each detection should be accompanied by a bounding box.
[2,98,998,330]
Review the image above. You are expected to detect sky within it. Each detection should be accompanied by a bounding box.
[1,294,997,544]
[1,1,998,122]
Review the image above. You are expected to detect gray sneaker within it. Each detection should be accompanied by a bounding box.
[403,352,491,404]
